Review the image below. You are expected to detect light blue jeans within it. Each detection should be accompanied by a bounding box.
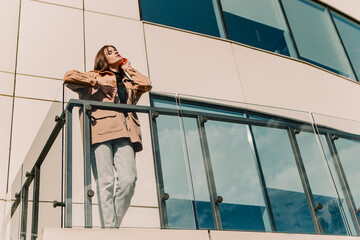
[91,138,137,228]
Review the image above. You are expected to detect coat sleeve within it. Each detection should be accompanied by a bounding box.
[63,70,98,92]
[124,67,152,99]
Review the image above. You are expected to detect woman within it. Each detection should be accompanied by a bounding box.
[64,45,152,228]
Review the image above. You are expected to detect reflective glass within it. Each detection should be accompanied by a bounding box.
[220,0,297,57]
[182,117,215,229]
[140,0,221,37]
[205,120,270,231]
[333,138,360,212]
[252,126,315,233]
[156,114,196,228]
[296,131,347,235]
[331,11,360,81]
[281,0,356,80]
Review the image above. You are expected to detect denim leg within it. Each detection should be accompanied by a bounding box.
[112,138,137,227]
[91,141,116,228]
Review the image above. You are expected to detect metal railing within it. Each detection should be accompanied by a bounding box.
[9,96,360,238]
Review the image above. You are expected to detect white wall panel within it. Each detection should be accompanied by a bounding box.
[0,0,20,72]
[232,44,316,116]
[121,207,160,228]
[8,98,56,186]
[41,228,210,240]
[0,72,14,96]
[15,75,63,101]
[319,0,360,22]
[35,0,83,9]
[17,0,84,79]
[0,97,12,199]
[85,0,140,20]
[144,24,245,103]
[303,64,360,122]
[84,12,147,74]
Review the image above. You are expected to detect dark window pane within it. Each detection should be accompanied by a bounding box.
[281,0,355,80]
[220,0,297,57]
[140,0,221,37]
[331,11,360,81]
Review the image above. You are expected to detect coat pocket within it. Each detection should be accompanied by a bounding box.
[130,113,141,126]
[93,112,124,135]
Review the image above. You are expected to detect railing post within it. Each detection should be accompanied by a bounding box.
[31,166,40,240]
[20,186,29,240]
[196,115,223,230]
[65,107,73,227]
[83,104,92,228]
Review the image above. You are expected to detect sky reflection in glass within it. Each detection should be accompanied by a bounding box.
[281,0,355,80]
[252,126,315,233]
[205,120,270,231]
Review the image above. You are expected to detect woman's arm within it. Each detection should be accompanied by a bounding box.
[63,70,98,92]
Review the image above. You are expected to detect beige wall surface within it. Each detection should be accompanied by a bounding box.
[84,0,140,20]
[319,0,360,22]
[0,0,19,73]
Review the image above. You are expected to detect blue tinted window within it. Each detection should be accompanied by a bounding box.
[140,0,221,37]
[281,0,356,80]
[331,11,360,81]
[220,0,297,57]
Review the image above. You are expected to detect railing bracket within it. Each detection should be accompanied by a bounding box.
[152,111,159,119]
[85,104,92,111]
[162,193,170,201]
[332,134,339,141]
[215,196,223,204]
[53,200,65,208]
[314,203,323,211]
[201,116,208,125]
[55,115,65,123]
[87,190,95,198]
[26,171,35,178]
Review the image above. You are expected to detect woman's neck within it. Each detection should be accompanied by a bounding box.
[109,66,119,72]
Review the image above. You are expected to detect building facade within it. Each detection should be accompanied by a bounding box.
[1,0,360,239]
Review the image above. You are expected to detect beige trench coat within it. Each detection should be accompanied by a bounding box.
[64,67,152,152]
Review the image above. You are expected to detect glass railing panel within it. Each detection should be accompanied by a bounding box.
[312,113,360,235]
[6,98,64,239]
[6,164,24,240]
[152,95,197,229]
[206,120,270,231]
[66,105,89,228]
[251,126,315,234]
[177,94,270,231]
[181,117,215,229]
[296,131,349,235]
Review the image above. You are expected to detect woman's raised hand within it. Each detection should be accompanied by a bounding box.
[120,57,131,71]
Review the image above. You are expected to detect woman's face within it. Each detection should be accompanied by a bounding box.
[104,46,122,67]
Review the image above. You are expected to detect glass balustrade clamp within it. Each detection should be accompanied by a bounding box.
[162,193,170,201]
[53,201,65,208]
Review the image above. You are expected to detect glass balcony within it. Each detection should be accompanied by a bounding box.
[5,92,360,238]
